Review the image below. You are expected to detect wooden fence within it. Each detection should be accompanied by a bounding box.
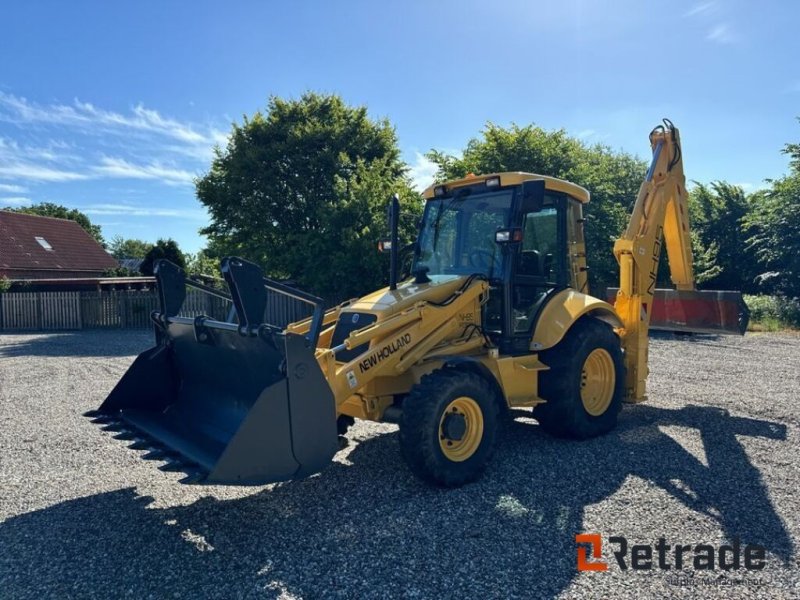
[0,288,314,332]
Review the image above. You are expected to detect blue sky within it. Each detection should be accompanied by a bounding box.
[1,0,798,254]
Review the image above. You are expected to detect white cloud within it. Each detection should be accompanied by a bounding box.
[0,183,27,193]
[92,157,195,185]
[684,1,717,18]
[0,136,79,163]
[0,155,197,185]
[683,2,739,45]
[83,202,206,219]
[128,104,209,144]
[576,129,597,139]
[707,23,737,44]
[0,163,89,182]
[408,151,439,192]
[0,93,225,187]
[0,196,31,206]
[0,92,221,150]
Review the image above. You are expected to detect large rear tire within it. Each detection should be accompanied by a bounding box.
[533,317,624,439]
[399,370,499,487]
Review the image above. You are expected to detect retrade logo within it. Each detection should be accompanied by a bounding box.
[576,534,766,572]
[576,534,608,571]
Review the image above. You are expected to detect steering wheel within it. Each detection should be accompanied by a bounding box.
[469,249,499,272]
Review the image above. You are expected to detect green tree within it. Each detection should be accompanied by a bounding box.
[196,93,420,300]
[426,123,646,290]
[9,202,104,245]
[688,182,759,292]
[139,238,186,276]
[744,135,800,297]
[102,266,140,277]
[108,235,154,259]
[185,249,221,279]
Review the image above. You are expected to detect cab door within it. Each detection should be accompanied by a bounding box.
[508,193,569,351]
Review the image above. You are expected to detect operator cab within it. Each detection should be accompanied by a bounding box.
[417,173,590,354]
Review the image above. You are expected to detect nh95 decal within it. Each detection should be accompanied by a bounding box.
[359,333,412,373]
[647,224,664,297]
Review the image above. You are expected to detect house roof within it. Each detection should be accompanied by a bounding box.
[0,211,118,273]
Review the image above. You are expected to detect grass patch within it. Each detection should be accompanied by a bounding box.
[744,295,800,331]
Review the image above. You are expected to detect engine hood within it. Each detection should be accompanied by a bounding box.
[345,274,468,317]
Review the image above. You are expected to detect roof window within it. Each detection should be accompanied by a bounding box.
[35,236,53,251]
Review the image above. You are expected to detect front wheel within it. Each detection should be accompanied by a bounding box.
[399,370,499,487]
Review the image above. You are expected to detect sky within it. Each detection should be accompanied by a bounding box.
[1,0,798,254]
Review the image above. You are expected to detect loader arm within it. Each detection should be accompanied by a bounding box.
[613,120,694,402]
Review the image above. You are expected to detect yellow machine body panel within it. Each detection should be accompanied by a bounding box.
[490,354,549,407]
[347,275,471,315]
[421,172,590,203]
[531,290,623,351]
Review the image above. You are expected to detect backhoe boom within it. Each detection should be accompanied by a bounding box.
[613,120,694,401]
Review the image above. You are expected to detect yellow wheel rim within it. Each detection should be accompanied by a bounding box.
[438,396,484,462]
[580,348,616,416]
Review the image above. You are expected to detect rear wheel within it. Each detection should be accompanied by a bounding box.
[534,317,624,439]
[399,370,499,487]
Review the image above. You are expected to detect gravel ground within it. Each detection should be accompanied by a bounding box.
[0,330,798,599]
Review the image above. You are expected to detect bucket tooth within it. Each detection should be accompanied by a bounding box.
[90,415,116,424]
[101,422,126,433]
[179,471,206,485]
[158,458,191,472]
[113,431,136,441]
[142,449,169,461]
[83,410,104,418]
[128,438,151,450]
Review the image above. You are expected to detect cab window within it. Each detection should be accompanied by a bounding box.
[518,206,558,280]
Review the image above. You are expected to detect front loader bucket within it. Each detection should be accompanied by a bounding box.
[607,287,750,335]
[87,258,338,485]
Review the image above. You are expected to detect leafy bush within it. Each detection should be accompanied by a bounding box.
[0,276,11,292]
[744,295,800,331]
[140,239,186,276]
[102,266,140,277]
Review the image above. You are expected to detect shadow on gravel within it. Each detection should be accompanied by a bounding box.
[0,405,790,599]
[0,331,151,358]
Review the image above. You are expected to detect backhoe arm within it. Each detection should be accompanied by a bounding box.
[613,120,694,402]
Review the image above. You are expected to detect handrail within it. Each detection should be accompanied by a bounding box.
[262,276,325,348]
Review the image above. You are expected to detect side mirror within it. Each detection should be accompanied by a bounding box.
[495,228,522,245]
[521,179,545,213]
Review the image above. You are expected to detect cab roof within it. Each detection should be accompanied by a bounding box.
[421,172,590,204]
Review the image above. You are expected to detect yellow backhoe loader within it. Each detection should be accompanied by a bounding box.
[87,120,748,487]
